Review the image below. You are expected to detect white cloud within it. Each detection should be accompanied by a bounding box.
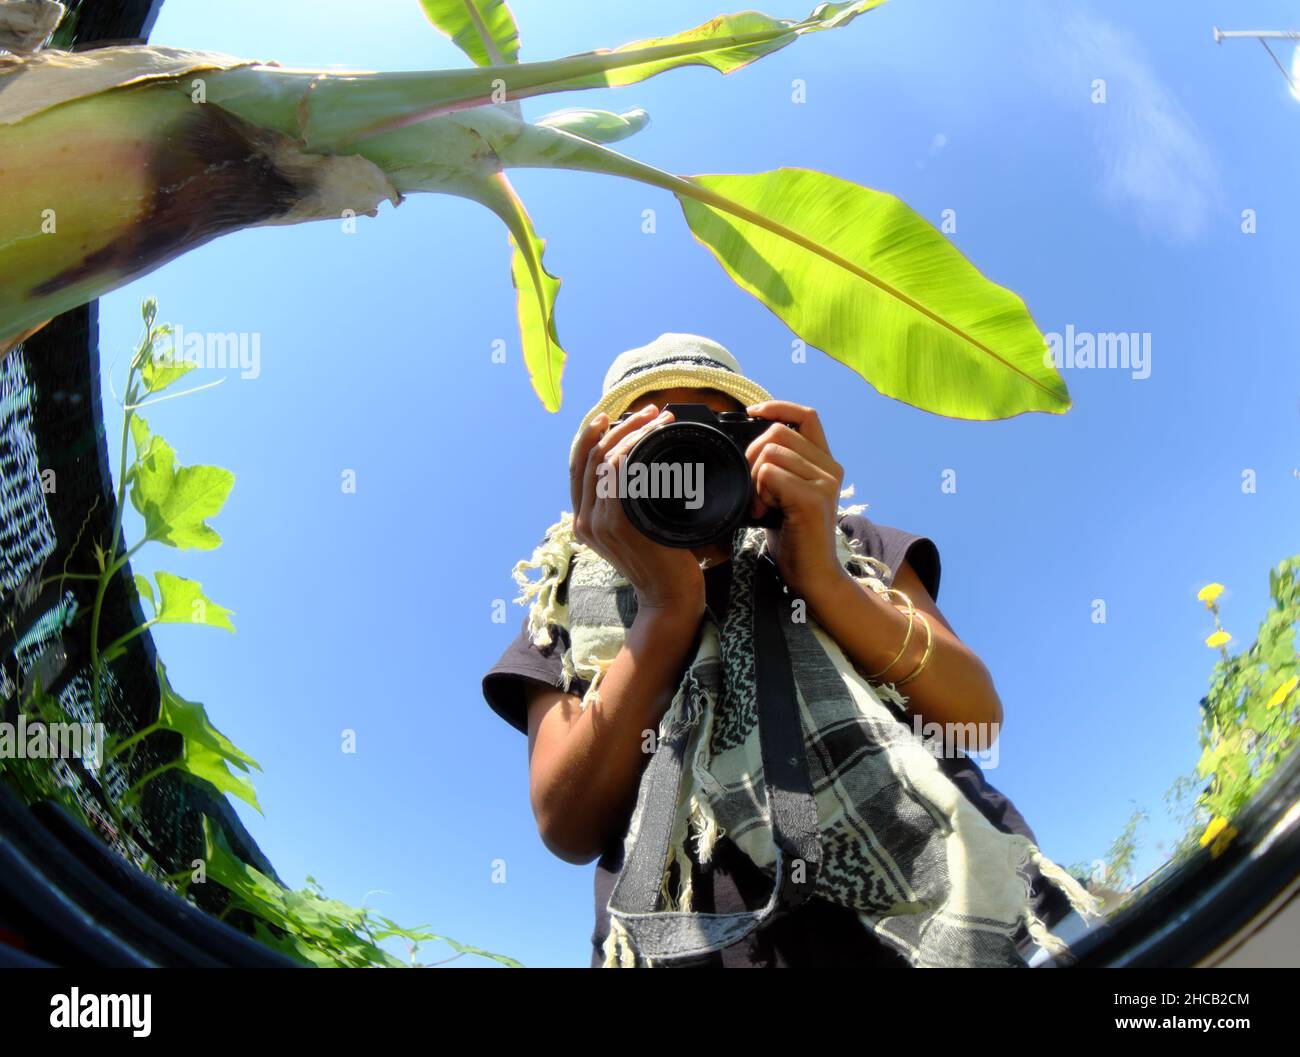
[916,131,948,170]
[1045,11,1221,244]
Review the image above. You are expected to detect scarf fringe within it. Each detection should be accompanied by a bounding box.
[509,513,622,701]
[1026,910,1074,964]
[682,653,725,871]
[605,678,714,968]
[837,488,892,589]
[842,838,1101,968]
[577,653,615,710]
[663,666,721,912]
[690,794,722,865]
[510,512,579,651]
[662,781,694,912]
[601,916,637,968]
[1014,842,1105,966]
[873,680,911,710]
[1029,846,1105,922]
[837,484,868,520]
[687,681,727,831]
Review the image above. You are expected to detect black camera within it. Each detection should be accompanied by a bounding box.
[613,403,783,548]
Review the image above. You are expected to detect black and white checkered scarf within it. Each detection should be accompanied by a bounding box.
[513,513,1101,967]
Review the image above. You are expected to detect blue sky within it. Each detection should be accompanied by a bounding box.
[95,0,1300,967]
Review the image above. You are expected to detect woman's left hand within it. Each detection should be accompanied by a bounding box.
[744,400,852,602]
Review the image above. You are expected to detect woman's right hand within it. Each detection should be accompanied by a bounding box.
[570,405,705,614]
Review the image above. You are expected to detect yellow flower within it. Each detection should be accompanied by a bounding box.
[1205,629,1232,648]
[1267,675,1299,709]
[1199,816,1237,858]
[1197,583,1225,608]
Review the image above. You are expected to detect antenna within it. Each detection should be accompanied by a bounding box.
[1212,29,1300,42]
[1213,27,1300,93]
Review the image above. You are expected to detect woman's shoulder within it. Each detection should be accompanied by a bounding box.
[837,512,942,602]
[482,618,589,735]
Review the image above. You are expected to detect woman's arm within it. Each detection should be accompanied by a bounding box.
[801,557,1004,746]
[525,603,700,865]
[524,402,708,864]
[744,399,1003,748]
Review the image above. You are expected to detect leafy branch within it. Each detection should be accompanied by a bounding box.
[1074,558,1300,911]
[3,0,1070,423]
[78,298,248,841]
[55,296,514,968]
[191,817,522,969]
[1182,564,1300,854]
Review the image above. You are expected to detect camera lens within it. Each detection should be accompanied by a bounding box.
[620,422,752,548]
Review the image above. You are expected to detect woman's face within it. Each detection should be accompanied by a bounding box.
[625,386,745,417]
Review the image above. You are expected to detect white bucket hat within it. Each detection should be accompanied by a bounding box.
[568,333,773,466]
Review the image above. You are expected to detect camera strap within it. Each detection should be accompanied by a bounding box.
[605,554,823,964]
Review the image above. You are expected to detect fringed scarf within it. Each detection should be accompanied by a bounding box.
[512,510,1102,968]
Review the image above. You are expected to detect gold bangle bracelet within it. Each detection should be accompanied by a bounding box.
[866,589,916,680]
[894,610,935,688]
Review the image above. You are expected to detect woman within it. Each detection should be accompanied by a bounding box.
[482,334,1084,967]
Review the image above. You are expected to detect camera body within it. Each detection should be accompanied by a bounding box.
[613,403,783,548]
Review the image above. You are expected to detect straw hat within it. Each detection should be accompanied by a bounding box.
[568,333,773,466]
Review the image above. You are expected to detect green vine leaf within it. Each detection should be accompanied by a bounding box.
[133,572,155,616]
[129,435,233,550]
[70,297,524,971]
[157,660,259,775]
[372,920,524,968]
[182,738,261,812]
[139,331,196,395]
[202,817,290,921]
[153,571,235,632]
[198,817,519,968]
[249,922,344,968]
[128,411,153,460]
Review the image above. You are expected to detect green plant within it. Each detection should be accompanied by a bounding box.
[1075,558,1300,910]
[1068,806,1148,902]
[181,818,522,968]
[6,297,517,967]
[81,297,250,818]
[1,0,1069,421]
[0,676,93,827]
[1182,564,1300,855]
